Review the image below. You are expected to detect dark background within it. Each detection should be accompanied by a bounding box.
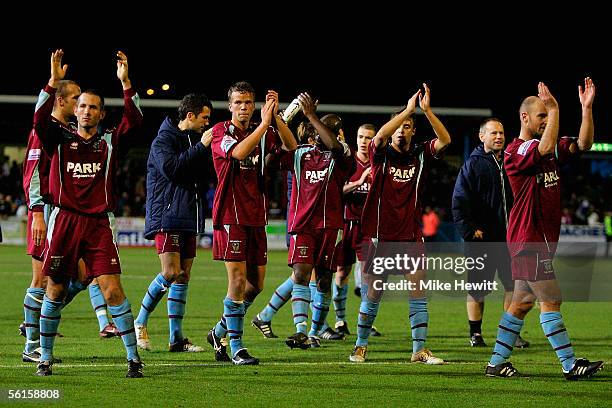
[1,41,610,149]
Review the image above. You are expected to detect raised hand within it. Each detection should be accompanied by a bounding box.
[406,89,422,114]
[578,77,595,109]
[298,92,317,118]
[266,90,280,115]
[116,51,131,89]
[538,82,558,110]
[418,83,431,112]
[261,97,276,125]
[49,49,68,86]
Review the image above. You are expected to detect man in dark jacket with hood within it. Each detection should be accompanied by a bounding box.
[135,94,213,352]
[452,118,529,349]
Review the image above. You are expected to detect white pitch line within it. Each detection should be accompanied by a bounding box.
[0,361,480,369]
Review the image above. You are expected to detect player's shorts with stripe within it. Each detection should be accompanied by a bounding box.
[27,209,47,261]
[42,208,121,281]
[213,224,267,265]
[337,220,365,267]
[288,229,343,270]
[155,231,197,259]
[511,250,556,281]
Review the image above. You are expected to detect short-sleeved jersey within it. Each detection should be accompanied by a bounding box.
[344,154,371,221]
[22,96,58,210]
[281,143,352,233]
[504,136,577,256]
[361,139,439,241]
[33,85,143,215]
[211,120,279,227]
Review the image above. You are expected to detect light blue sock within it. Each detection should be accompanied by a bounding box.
[23,288,45,353]
[213,314,227,338]
[224,297,245,356]
[40,295,63,362]
[63,279,87,307]
[168,283,188,345]
[109,299,140,362]
[309,290,332,336]
[333,283,348,323]
[291,284,311,334]
[259,277,293,322]
[489,312,523,366]
[409,298,429,353]
[356,298,380,347]
[541,311,576,372]
[136,273,170,325]
[88,284,109,331]
[213,300,250,339]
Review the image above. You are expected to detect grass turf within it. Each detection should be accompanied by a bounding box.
[0,246,610,407]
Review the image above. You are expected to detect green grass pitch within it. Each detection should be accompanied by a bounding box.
[0,246,610,407]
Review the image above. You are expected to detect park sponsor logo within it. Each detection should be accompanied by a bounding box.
[305,168,329,184]
[389,165,416,183]
[240,153,260,169]
[536,170,559,188]
[66,161,102,179]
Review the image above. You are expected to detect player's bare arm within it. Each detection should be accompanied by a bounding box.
[116,51,131,90]
[343,167,371,194]
[298,92,342,154]
[374,89,420,148]
[419,83,451,154]
[231,98,276,160]
[267,90,297,151]
[576,77,595,152]
[537,82,559,156]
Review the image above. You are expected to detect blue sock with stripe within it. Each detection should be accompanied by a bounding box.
[489,312,523,366]
[88,283,109,331]
[136,273,170,326]
[333,283,348,323]
[23,288,44,353]
[291,284,311,334]
[213,314,227,339]
[540,311,576,372]
[40,295,63,362]
[63,279,87,307]
[309,289,331,336]
[109,299,139,362]
[259,277,293,322]
[168,283,188,345]
[224,297,245,356]
[356,298,380,347]
[409,298,429,353]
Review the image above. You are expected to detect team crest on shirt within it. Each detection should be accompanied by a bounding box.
[70,141,78,150]
[389,166,416,183]
[305,154,311,160]
[298,246,308,257]
[230,240,241,254]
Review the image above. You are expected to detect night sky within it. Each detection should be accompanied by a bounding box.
[2,39,610,151]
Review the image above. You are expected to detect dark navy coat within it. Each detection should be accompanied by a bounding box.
[452,144,513,241]
[144,117,209,239]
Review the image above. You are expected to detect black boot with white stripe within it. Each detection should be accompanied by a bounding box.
[485,361,520,377]
[564,358,604,380]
